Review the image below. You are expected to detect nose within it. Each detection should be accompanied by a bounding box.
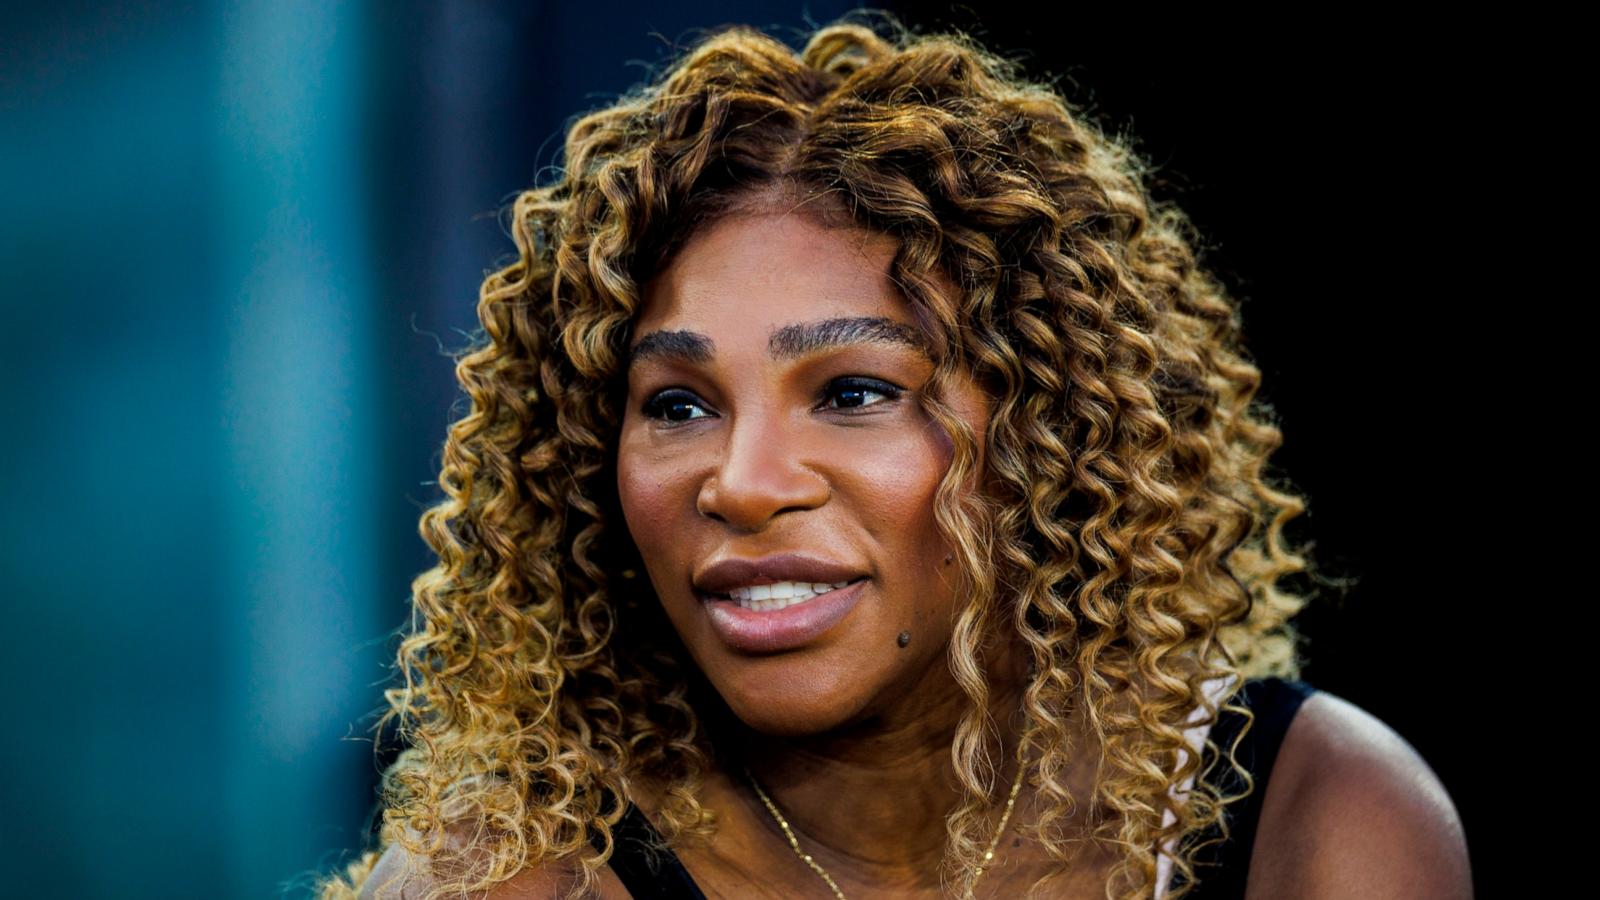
[696,407,830,532]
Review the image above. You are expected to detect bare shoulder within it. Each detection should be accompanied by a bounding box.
[1248,689,1474,900]
[356,831,624,900]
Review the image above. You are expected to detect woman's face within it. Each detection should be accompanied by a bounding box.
[616,208,991,737]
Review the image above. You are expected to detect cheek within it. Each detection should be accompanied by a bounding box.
[849,398,988,595]
[615,440,683,571]
[847,424,953,562]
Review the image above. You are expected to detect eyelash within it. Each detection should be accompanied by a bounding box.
[641,377,905,425]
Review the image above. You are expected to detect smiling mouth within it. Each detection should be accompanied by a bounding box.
[699,576,869,612]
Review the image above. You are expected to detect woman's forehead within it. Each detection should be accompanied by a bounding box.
[634,211,918,335]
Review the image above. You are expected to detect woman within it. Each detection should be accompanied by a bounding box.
[319,15,1471,900]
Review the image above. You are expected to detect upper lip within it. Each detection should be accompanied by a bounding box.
[692,553,868,597]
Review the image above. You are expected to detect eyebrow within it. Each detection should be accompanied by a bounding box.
[626,315,930,369]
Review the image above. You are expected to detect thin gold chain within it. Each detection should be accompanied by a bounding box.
[743,724,1034,899]
[745,771,849,899]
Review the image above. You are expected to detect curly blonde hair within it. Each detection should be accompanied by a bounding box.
[314,12,1321,900]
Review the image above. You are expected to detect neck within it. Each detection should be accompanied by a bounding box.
[725,641,1043,891]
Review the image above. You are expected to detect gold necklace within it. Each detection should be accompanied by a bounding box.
[742,725,1034,899]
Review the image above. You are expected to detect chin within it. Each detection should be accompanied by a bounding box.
[702,654,877,739]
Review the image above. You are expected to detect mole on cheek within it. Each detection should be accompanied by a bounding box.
[897,630,911,648]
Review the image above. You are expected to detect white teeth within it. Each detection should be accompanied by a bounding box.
[726,579,855,611]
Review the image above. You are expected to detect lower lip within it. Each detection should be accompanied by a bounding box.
[701,579,868,654]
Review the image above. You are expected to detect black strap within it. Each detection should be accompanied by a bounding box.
[588,798,708,900]
[1177,676,1316,899]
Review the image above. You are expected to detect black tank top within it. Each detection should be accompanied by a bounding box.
[589,677,1315,899]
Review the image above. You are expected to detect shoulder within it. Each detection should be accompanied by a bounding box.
[1248,687,1473,900]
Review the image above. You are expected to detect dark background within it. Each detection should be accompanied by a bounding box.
[1,2,1512,897]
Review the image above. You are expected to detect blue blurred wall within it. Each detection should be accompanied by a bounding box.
[0,2,852,897]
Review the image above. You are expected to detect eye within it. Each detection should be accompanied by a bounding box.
[641,389,713,424]
[819,377,904,411]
